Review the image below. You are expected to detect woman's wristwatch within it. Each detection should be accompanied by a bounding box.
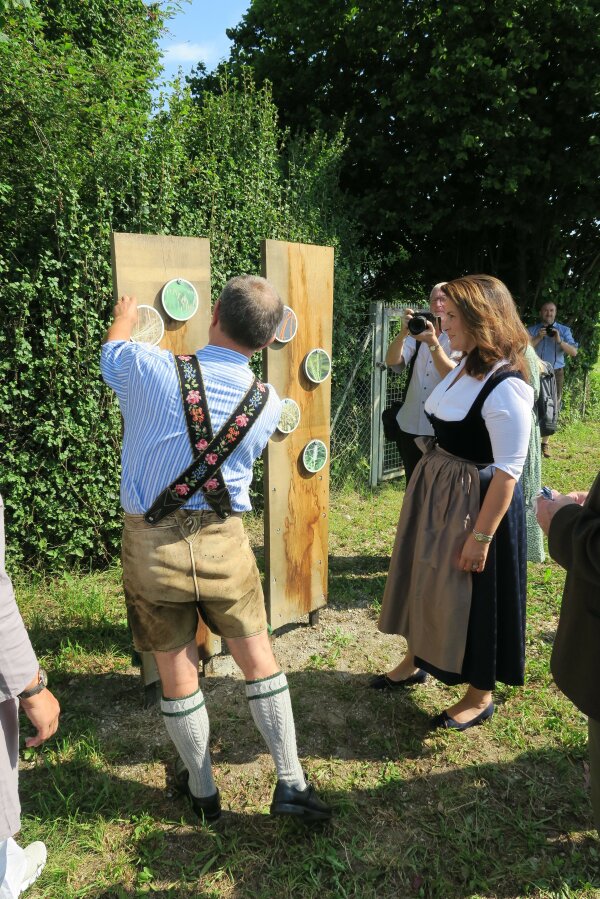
[18,668,48,699]
[472,530,494,544]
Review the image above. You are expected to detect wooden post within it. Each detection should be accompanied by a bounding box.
[110,232,221,698]
[262,239,334,629]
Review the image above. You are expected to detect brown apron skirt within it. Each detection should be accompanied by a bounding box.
[378,439,481,675]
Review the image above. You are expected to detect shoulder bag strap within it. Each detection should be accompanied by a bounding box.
[404,339,421,393]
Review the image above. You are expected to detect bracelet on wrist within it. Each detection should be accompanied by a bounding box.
[472,530,493,544]
[429,343,440,353]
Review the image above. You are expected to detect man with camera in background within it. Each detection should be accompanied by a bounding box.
[385,283,458,485]
[528,301,578,457]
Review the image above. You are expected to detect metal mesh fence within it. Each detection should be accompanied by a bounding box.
[328,306,596,492]
[329,324,374,490]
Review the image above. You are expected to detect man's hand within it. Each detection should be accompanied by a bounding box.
[401,308,414,335]
[113,294,138,323]
[567,491,589,505]
[414,320,437,345]
[103,294,138,343]
[536,492,579,536]
[20,689,60,748]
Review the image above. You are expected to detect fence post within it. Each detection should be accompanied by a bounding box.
[370,302,385,487]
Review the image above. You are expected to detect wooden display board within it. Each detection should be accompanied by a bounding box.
[110,232,221,693]
[262,239,334,628]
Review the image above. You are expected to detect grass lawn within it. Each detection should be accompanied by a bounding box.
[12,419,600,898]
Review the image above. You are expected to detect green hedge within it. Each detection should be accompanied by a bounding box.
[0,5,366,570]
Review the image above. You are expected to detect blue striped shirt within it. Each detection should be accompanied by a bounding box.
[527,321,578,370]
[100,341,282,513]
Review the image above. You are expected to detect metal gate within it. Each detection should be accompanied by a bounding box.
[370,302,411,487]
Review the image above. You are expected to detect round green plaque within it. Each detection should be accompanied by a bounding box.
[277,398,301,434]
[161,278,199,321]
[274,305,298,343]
[302,439,328,474]
[304,348,332,384]
[130,304,164,346]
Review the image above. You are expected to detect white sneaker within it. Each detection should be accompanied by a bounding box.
[19,842,47,894]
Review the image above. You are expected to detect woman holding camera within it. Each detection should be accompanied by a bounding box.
[385,284,457,485]
[373,275,533,731]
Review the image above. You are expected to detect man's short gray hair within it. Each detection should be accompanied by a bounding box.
[218,275,284,351]
[430,282,447,299]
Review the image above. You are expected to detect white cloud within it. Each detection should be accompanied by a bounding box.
[162,41,221,66]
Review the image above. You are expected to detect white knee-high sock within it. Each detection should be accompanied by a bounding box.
[245,671,306,789]
[160,688,216,799]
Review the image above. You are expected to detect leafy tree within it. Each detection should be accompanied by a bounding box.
[200,0,600,360]
[0,2,365,569]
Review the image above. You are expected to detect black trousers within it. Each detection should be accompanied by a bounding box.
[396,429,424,487]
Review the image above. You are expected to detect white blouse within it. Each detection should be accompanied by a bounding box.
[424,358,534,479]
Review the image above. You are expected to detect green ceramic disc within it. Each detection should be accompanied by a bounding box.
[274,305,298,343]
[161,278,199,321]
[277,398,301,434]
[304,347,332,383]
[302,439,328,474]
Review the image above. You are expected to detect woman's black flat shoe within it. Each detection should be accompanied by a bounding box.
[369,670,428,690]
[429,702,494,731]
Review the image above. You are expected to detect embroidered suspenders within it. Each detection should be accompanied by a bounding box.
[144,354,269,525]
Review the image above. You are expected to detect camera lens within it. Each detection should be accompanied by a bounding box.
[408,315,428,335]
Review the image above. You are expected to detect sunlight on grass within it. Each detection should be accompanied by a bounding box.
[13,418,600,898]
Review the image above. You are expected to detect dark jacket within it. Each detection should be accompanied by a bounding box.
[549,472,600,721]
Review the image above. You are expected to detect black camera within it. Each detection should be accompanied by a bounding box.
[545,324,557,338]
[407,310,437,335]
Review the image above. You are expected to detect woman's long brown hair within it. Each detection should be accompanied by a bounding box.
[441,275,530,380]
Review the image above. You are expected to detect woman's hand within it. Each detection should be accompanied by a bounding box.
[458,533,490,574]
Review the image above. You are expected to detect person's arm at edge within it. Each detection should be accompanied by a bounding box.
[19,680,61,748]
[0,578,61,747]
[548,501,600,593]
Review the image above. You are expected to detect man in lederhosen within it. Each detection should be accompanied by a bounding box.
[101,276,331,824]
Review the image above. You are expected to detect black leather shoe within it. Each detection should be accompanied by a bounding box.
[173,761,221,823]
[429,702,494,732]
[369,670,428,690]
[270,780,332,821]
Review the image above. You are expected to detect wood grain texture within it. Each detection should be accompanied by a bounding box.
[111,232,212,354]
[262,239,334,628]
[110,231,220,670]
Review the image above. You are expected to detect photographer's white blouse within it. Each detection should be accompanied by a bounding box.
[424,358,534,479]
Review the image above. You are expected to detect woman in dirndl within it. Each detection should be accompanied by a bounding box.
[373,275,534,731]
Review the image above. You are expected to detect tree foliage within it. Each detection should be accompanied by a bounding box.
[202,0,600,360]
[0,3,365,569]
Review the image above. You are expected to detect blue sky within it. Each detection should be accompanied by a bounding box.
[158,0,250,83]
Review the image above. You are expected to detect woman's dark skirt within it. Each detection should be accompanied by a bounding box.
[415,466,527,691]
